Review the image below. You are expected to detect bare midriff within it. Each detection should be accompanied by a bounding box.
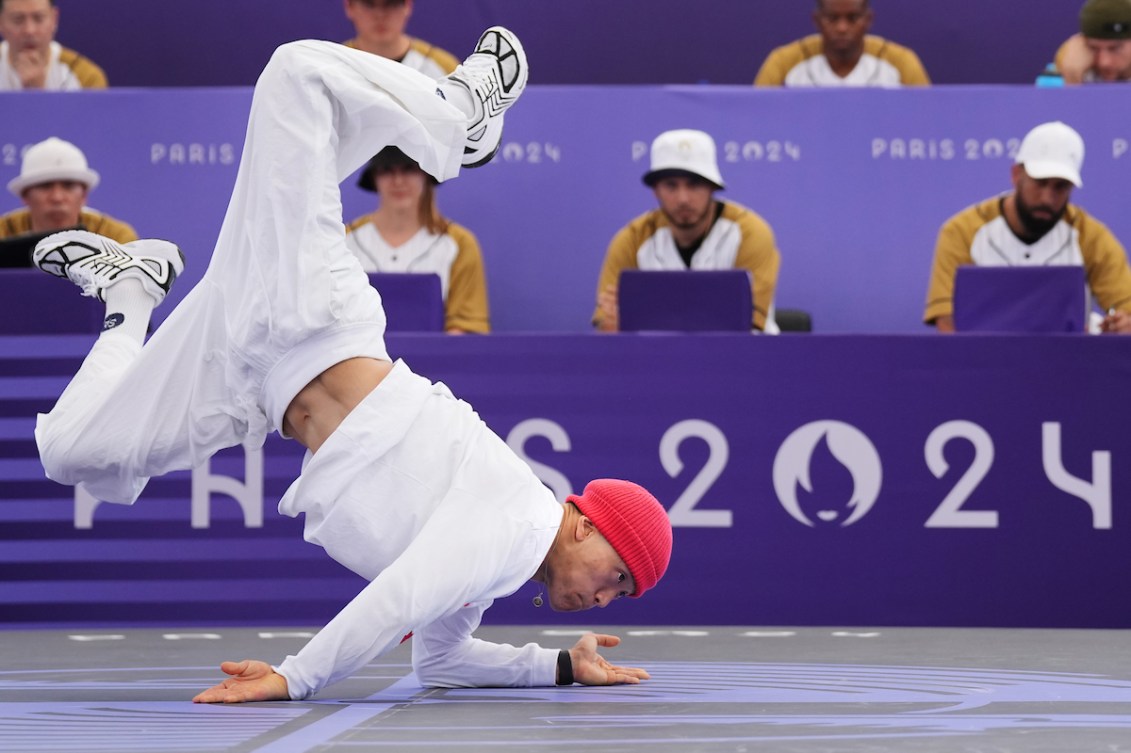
[282,357,394,453]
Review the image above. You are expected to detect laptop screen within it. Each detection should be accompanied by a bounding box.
[953,266,1087,333]
[367,272,445,332]
[618,269,753,332]
[0,226,84,269]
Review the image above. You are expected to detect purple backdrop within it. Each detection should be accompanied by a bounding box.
[56,0,1078,86]
[3,85,1130,334]
[2,331,1130,629]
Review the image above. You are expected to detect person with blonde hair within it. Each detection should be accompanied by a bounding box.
[347,146,490,333]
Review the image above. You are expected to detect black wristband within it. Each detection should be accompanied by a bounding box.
[556,649,574,686]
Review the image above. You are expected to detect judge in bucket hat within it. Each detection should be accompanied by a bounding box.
[1,136,136,245]
[593,128,782,333]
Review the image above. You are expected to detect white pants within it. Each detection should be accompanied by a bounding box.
[35,40,466,504]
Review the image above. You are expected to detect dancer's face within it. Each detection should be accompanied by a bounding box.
[543,518,635,612]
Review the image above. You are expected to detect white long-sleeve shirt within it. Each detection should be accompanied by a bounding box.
[275,360,563,698]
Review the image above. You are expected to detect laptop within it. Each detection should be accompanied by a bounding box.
[618,269,753,332]
[0,225,84,268]
[367,272,445,332]
[953,266,1087,333]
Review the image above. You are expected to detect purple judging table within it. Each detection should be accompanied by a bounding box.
[2,332,1129,629]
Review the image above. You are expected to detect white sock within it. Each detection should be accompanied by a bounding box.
[100,278,155,344]
[436,78,475,120]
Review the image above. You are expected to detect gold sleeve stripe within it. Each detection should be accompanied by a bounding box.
[408,38,458,74]
[58,47,108,88]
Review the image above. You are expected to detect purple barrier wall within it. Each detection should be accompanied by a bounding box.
[2,332,1130,629]
[4,86,1131,334]
[58,0,1077,86]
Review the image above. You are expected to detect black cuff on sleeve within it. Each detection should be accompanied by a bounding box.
[556,649,574,686]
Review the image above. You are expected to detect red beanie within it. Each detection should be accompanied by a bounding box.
[568,479,673,598]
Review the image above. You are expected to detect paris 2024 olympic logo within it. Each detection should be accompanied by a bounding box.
[772,420,882,527]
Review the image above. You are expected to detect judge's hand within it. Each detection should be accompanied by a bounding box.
[192,659,290,703]
[568,633,651,685]
[1058,34,1093,85]
[1101,309,1131,334]
[595,285,619,332]
[12,47,49,89]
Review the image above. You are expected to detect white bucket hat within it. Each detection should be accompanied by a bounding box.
[7,137,101,197]
[1015,121,1084,188]
[642,129,725,190]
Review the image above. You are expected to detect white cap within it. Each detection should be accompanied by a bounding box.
[7,137,101,197]
[1015,121,1084,188]
[642,129,725,190]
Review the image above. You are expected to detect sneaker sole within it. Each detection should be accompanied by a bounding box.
[32,230,109,279]
[34,230,185,304]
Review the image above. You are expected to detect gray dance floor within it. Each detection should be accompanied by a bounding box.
[2,625,1130,752]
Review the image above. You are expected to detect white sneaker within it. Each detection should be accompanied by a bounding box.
[33,230,185,306]
[439,26,528,168]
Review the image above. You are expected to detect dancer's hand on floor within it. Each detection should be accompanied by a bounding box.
[570,633,651,685]
[193,659,289,703]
